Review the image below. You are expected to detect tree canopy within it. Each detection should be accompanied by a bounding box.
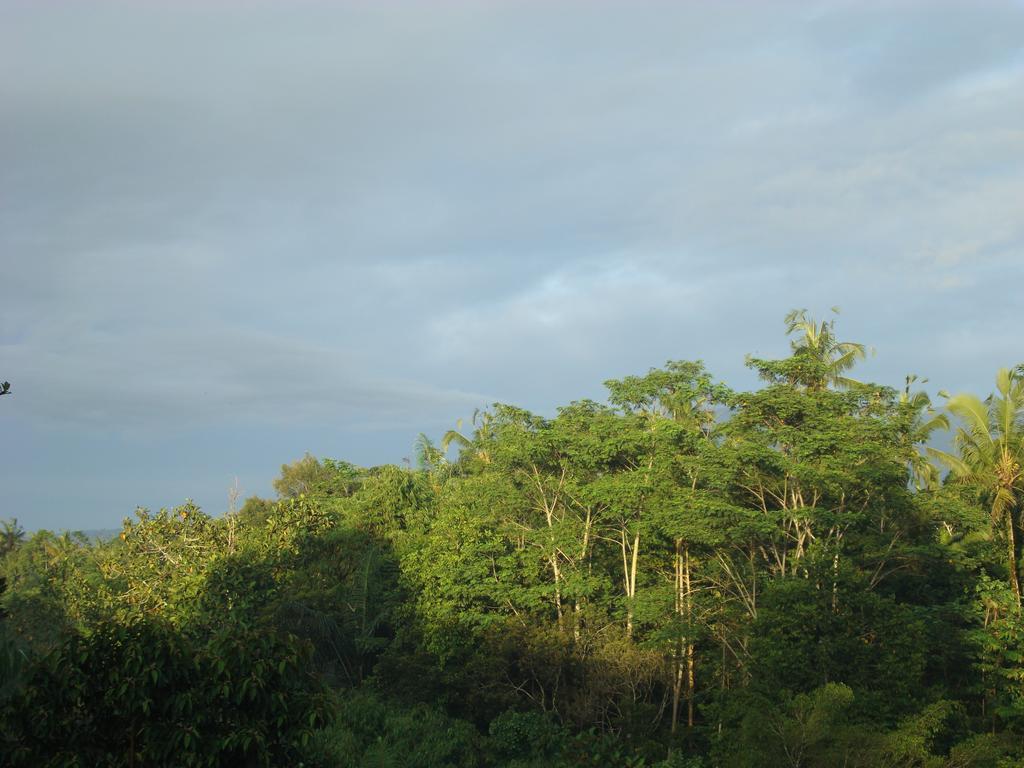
[2,312,1023,767]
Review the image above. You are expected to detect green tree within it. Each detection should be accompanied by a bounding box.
[0,618,328,767]
[273,452,327,498]
[0,520,24,559]
[899,376,949,491]
[441,409,496,465]
[779,308,868,390]
[939,368,1024,607]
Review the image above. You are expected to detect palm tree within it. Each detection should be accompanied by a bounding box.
[0,519,24,558]
[440,409,493,464]
[785,308,869,390]
[439,420,471,455]
[41,531,77,571]
[939,368,1024,607]
[900,376,950,491]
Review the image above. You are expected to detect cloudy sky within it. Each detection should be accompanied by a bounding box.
[1,1,1022,530]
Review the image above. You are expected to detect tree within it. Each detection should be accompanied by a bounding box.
[601,362,726,644]
[441,409,495,465]
[939,368,1024,607]
[273,455,365,504]
[782,308,868,390]
[899,376,949,491]
[0,618,329,767]
[0,521,24,559]
[0,382,9,397]
[274,453,327,498]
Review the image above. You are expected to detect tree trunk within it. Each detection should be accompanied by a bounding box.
[1007,514,1021,609]
[671,540,683,736]
[684,544,695,730]
[574,507,592,643]
[629,530,640,637]
[551,555,565,631]
[831,552,839,612]
[622,528,638,637]
[671,540,696,735]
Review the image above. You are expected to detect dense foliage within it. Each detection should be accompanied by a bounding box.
[3,313,1024,766]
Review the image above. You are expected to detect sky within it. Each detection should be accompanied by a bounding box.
[1,1,1022,530]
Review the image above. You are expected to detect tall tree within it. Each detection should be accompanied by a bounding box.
[274,453,327,498]
[898,375,949,491]
[0,521,24,559]
[783,308,868,390]
[441,409,495,465]
[939,368,1024,607]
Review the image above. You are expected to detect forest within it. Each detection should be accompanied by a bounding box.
[2,310,1024,767]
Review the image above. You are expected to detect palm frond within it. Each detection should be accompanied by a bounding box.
[930,446,971,479]
[440,429,472,453]
[946,394,992,442]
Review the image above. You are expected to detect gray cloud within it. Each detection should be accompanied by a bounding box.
[1,0,1022,528]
